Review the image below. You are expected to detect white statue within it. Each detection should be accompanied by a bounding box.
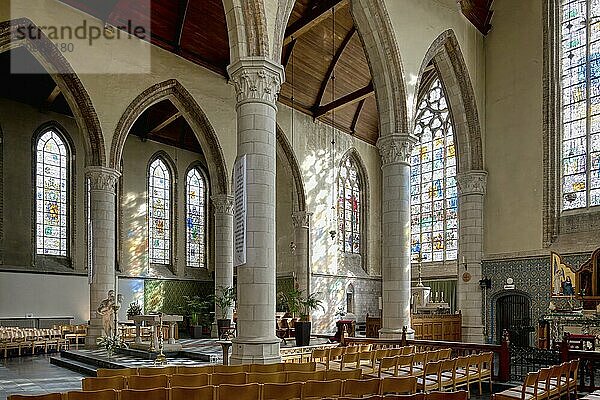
[97,290,117,337]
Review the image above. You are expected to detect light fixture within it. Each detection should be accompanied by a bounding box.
[290,34,297,254]
[328,6,337,242]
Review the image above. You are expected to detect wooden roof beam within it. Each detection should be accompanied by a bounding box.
[283,0,348,45]
[150,111,182,134]
[314,82,374,119]
[312,26,356,111]
[350,98,365,134]
[43,85,61,109]
[174,0,190,51]
[281,38,297,68]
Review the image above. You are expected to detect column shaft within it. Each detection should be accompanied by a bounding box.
[292,211,311,295]
[213,194,235,320]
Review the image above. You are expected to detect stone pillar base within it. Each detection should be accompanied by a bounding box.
[379,327,414,340]
[461,324,485,343]
[230,337,281,365]
[85,326,103,349]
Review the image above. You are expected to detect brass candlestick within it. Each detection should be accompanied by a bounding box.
[154,313,167,365]
[416,252,424,287]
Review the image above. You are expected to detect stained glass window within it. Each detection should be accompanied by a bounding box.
[186,167,207,268]
[410,78,458,263]
[338,156,362,254]
[148,158,171,265]
[561,0,600,209]
[35,129,69,256]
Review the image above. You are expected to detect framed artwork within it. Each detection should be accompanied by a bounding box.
[551,252,577,297]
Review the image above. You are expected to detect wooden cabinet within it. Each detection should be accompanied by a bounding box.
[412,314,462,341]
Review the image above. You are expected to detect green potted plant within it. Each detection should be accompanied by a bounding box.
[278,287,323,346]
[182,295,211,338]
[126,301,142,320]
[213,285,236,333]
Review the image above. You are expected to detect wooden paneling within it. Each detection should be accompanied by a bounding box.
[411,314,462,342]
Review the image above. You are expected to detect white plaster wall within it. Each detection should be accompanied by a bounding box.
[0,272,89,323]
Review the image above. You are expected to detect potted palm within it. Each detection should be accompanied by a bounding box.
[214,285,236,333]
[182,296,211,338]
[278,288,323,346]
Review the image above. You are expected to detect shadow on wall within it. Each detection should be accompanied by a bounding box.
[122,191,148,276]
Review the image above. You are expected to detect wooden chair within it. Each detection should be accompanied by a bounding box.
[402,345,415,355]
[345,345,360,354]
[311,348,329,370]
[247,372,285,384]
[342,378,381,398]
[120,388,169,400]
[437,349,452,360]
[439,358,457,392]
[359,344,372,353]
[545,365,561,400]
[64,390,118,400]
[387,347,403,357]
[126,375,169,390]
[327,347,345,370]
[213,364,246,373]
[411,352,426,377]
[138,367,176,376]
[549,362,569,399]
[171,386,215,400]
[249,363,283,373]
[493,371,539,400]
[8,394,62,400]
[417,361,442,392]
[426,390,468,400]
[448,356,469,391]
[478,352,493,395]
[97,368,137,377]
[325,368,362,380]
[286,370,324,383]
[567,359,579,399]
[302,379,343,399]
[82,376,126,391]
[263,382,303,400]
[396,354,414,377]
[217,383,260,400]
[339,352,361,371]
[284,362,316,372]
[176,365,214,375]
[211,372,247,385]
[170,373,209,388]
[376,356,398,378]
[380,376,418,395]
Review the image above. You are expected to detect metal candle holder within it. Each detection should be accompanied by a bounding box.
[154,313,167,365]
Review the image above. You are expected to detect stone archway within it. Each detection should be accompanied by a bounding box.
[110,79,229,196]
[276,125,306,213]
[0,18,105,167]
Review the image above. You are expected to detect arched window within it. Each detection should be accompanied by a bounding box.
[410,77,458,263]
[148,157,171,265]
[185,166,207,268]
[560,0,600,210]
[338,155,363,254]
[35,128,70,256]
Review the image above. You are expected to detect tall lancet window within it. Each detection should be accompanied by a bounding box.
[35,128,70,256]
[561,0,600,210]
[410,77,458,262]
[148,157,171,265]
[186,167,207,268]
[338,155,363,255]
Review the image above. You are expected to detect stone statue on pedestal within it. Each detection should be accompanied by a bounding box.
[97,290,115,337]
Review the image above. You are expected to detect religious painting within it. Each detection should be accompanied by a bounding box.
[551,252,577,297]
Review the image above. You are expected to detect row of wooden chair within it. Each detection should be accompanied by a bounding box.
[0,328,69,358]
[85,369,364,390]
[358,349,454,377]
[11,377,421,400]
[96,361,317,377]
[493,359,579,400]
[311,345,414,371]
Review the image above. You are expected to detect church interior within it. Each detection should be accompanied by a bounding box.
[1,0,600,399]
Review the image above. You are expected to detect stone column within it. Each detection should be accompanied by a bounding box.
[212,194,235,321]
[85,166,120,348]
[376,134,418,339]
[228,57,284,364]
[456,170,487,343]
[292,211,312,295]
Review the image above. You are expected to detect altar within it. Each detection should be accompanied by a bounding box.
[130,314,183,352]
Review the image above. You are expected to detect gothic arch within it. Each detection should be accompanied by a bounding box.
[221,0,271,61]
[0,18,105,167]
[110,79,229,195]
[276,125,306,212]
[415,29,483,172]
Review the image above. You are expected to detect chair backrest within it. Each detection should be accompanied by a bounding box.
[311,348,328,363]
[340,352,360,369]
[412,352,425,367]
[97,368,137,377]
[120,388,169,400]
[424,361,442,377]
[387,348,402,357]
[82,376,126,391]
[138,367,176,376]
[359,350,376,364]
[569,359,580,383]
[285,370,324,383]
[213,364,246,373]
[380,376,418,395]
[426,390,468,400]
[374,349,388,361]
[211,372,247,385]
[65,389,118,400]
[397,354,414,371]
[247,372,286,384]
[170,373,210,388]
[402,345,415,355]
[262,382,303,400]
[359,344,372,353]
[170,386,214,400]
[345,345,359,354]
[481,352,493,371]
[538,367,552,390]
[8,394,63,400]
[454,356,470,376]
[342,378,380,397]
[379,356,398,377]
[558,362,570,387]
[425,351,440,363]
[217,383,260,400]
[176,365,214,375]
[303,379,343,399]
[522,371,540,399]
[126,375,169,390]
[283,362,316,372]
[440,358,456,374]
[249,363,283,373]
[325,368,362,380]
[437,348,452,360]
[328,347,344,362]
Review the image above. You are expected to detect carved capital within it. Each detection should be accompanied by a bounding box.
[292,211,312,228]
[85,166,120,193]
[456,170,488,195]
[212,194,235,215]
[227,57,285,106]
[376,134,418,166]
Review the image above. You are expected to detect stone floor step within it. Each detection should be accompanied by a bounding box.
[49,356,96,377]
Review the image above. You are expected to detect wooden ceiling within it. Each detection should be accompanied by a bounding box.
[55,0,493,146]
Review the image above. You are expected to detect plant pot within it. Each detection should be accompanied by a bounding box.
[190,325,204,339]
[295,320,311,347]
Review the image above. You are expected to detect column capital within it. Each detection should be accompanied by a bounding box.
[85,166,121,193]
[457,170,488,196]
[227,57,285,107]
[212,194,235,215]
[292,210,312,228]
[376,134,418,166]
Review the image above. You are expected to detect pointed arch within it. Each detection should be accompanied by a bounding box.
[415,29,483,172]
[110,79,229,195]
[221,0,271,61]
[0,18,105,167]
[275,125,306,212]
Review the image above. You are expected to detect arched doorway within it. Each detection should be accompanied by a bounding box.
[496,292,532,346]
